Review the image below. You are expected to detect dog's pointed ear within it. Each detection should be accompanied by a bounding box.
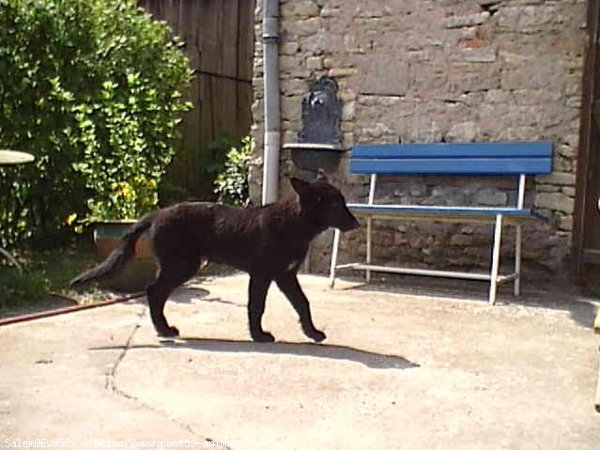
[290,177,310,195]
[316,169,329,183]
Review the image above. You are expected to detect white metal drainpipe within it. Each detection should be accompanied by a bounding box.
[261,0,280,205]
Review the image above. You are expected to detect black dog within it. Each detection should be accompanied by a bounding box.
[71,177,359,342]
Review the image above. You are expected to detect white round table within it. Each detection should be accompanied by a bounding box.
[0,150,35,165]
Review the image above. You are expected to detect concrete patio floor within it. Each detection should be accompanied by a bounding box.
[1,273,599,449]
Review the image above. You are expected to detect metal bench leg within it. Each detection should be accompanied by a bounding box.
[329,228,341,288]
[489,214,503,305]
[595,350,600,413]
[514,224,522,296]
[0,247,23,275]
[366,217,372,283]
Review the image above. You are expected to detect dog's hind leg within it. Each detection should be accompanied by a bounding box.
[248,275,275,343]
[275,272,326,343]
[147,262,198,338]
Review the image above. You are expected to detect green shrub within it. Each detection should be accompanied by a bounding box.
[0,268,48,310]
[214,137,252,206]
[0,0,192,247]
[0,244,96,311]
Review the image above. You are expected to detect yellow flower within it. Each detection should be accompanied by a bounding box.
[111,181,135,200]
[65,213,77,226]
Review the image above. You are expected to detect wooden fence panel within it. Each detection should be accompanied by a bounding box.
[138,0,255,199]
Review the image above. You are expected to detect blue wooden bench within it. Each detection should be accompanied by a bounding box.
[329,141,554,305]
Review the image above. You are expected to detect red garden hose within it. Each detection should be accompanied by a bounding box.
[0,291,146,327]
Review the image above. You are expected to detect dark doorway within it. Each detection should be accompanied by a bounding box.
[574,0,600,285]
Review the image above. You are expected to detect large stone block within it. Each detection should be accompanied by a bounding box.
[500,40,575,90]
[536,172,576,186]
[280,42,299,56]
[461,47,497,63]
[281,79,308,96]
[282,17,322,37]
[353,1,392,19]
[355,58,410,95]
[446,121,479,142]
[301,33,331,55]
[410,67,449,93]
[306,56,324,71]
[497,5,560,33]
[444,12,490,29]
[280,96,302,122]
[448,63,501,92]
[511,89,562,106]
[281,0,320,18]
[534,192,575,214]
[474,189,508,206]
[279,55,302,73]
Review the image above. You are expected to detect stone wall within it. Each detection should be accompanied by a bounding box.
[250,0,587,279]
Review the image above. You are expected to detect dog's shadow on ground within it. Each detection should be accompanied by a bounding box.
[116,283,418,370]
[169,337,418,370]
[94,337,418,370]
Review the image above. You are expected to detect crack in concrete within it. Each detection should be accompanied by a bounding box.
[104,308,228,448]
[104,309,143,392]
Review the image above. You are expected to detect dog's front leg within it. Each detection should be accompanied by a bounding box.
[275,272,326,343]
[248,275,275,342]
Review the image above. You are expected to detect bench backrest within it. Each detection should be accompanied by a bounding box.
[350,141,553,175]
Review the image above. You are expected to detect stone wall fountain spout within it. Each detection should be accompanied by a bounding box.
[283,76,346,172]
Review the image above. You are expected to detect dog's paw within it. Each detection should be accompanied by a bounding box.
[157,326,180,338]
[251,331,275,343]
[306,329,327,343]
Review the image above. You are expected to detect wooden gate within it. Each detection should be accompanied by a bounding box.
[574,0,600,283]
[139,0,255,198]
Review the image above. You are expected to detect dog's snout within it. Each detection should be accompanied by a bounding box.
[338,211,360,232]
[349,219,360,231]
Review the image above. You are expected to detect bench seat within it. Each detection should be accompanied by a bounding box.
[329,141,554,305]
[348,204,539,224]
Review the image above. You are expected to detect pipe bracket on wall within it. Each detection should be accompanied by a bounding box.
[263,17,279,41]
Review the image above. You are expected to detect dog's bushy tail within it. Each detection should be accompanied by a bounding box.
[69,212,157,288]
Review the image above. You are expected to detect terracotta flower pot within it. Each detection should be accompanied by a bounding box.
[93,220,156,292]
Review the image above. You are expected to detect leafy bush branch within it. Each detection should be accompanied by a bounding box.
[214,136,252,206]
[0,0,192,247]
